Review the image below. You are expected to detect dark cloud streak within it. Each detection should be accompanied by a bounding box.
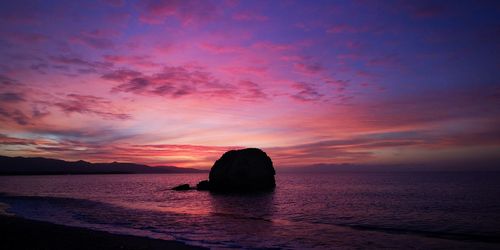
[291,82,323,102]
[53,94,131,120]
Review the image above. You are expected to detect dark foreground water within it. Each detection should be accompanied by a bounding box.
[1,172,500,249]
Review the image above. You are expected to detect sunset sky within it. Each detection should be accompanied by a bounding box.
[0,0,499,169]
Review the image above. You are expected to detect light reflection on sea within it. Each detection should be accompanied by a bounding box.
[1,172,500,249]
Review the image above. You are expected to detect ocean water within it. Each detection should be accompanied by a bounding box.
[1,172,500,249]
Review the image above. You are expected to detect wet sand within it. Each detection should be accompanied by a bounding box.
[0,215,206,250]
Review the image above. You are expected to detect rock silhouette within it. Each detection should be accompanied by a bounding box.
[208,148,275,192]
[196,180,210,191]
[172,184,191,191]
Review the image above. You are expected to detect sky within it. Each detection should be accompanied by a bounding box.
[0,0,499,169]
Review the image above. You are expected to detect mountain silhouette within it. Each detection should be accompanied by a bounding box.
[0,155,206,175]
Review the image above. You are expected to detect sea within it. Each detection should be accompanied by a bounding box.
[1,172,500,249]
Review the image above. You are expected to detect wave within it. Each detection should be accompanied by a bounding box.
[338,223,500,244]
[1,193,499,249]
[209,208,500,244]
[0,194,233,249]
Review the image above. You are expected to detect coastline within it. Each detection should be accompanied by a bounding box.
[0,215,207,250]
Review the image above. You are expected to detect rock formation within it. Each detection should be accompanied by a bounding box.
[206,148,276,192]
[172,184,191,191]
[196,180,210,191]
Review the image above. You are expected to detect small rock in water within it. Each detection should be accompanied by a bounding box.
[172,184,191,191]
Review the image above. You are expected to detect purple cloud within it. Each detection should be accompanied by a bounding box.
[239,80,267,100]
[102,69,143,81]
[0,75,19,85]
[291,82,323,102]
[137,0,218,25]
[53,94,131,120]
[232,11,268,21]
[294,61,324,75]
[50,55,112,69]
[0,92,25,103]
[0,107,30,125]
[71,30,116,49]
[107,65,228,98]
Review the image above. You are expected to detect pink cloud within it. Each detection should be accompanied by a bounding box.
[356,70,379,79]
[326,24,360,34]
[221,65,268,77]
[0,134,38,146]
[0,82,131,128]
[239,80,267,100]
[137,0,218,25]
[252,42,295,51]
[199,43,245,54]
[279,55,304,62]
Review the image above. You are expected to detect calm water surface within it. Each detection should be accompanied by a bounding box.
[1,172,500,249]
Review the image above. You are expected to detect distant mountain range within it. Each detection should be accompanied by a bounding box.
[277,163,395,173]
[0,155,207,175]
[278,162,500,172]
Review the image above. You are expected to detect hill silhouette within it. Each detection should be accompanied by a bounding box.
[0,155,206,175]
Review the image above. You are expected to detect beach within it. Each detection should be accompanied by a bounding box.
[0,215,206,250]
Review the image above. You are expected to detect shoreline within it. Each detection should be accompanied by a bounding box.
[0,215,207,250]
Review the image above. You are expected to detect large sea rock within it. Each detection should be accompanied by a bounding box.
[207,148,275,192]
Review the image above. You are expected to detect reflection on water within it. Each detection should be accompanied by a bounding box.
[209,191,276,238]
[210,191,275,219]
[1,172,500,249]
